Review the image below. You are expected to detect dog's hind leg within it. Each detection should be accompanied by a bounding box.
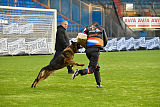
[31,79,37,88]
[34,71,53,88]
[31,68,45,88]
[32,69,53,88]
[33,78,44,88]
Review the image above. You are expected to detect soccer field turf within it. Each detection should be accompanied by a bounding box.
[0,50,160,107]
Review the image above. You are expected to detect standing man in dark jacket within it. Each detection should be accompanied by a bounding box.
[72,22,108,87]
[50,21,74,74]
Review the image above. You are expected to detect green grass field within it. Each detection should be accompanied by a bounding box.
[0,50,160,107]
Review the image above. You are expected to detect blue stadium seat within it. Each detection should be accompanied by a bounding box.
[57,18,64,23]
[69,22,76,25]
[0,11,5,15]
[134,2,139,9]
[57,14,62,18]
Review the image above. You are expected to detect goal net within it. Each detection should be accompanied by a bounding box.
[0,6,57,55]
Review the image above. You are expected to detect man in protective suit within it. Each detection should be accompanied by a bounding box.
[72,22,108,87]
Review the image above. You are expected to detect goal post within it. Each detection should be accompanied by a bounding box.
[0,6,57,55]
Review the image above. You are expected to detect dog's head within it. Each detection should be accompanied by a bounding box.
[69,41,81,53]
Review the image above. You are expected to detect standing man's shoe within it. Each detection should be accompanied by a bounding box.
[68,70,74,74]
[96,85,103,88]
[67,65,74,74]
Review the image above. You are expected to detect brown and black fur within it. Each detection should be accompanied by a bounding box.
[31,42,84,88]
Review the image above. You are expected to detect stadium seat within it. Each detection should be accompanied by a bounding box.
[57,14,62,19]
[0,11,5,15]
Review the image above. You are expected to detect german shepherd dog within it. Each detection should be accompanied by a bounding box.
[31,41,84,88]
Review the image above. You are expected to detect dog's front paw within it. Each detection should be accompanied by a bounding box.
[78,64,85,66]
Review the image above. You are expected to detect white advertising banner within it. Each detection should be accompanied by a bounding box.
[117,37,126,51]
[104,38,117,51]
[159,38,160,48]
[0,38,7,53]
[146,39,154,49]
[3,23,33,34]
[134,38,140,49]
[134,37,146,49]
[123,17,160,28]
[153,37,160,48]
[0,37,159,55]
[47,42,54,53]
[8,38,25,55]
[125,37,134,50]
[20,23,34,34]
[139,37,146,48]
[146,37,159,49]
[25,38,48,54]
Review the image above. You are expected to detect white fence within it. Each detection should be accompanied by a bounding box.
[71,37,160,53]
[104,37,160,51]
[0,37,159,55]
[0,38,53,55]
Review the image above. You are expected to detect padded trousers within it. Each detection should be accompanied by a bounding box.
[79,47,101,83]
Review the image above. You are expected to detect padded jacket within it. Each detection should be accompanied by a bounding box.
[83,25,108,49]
